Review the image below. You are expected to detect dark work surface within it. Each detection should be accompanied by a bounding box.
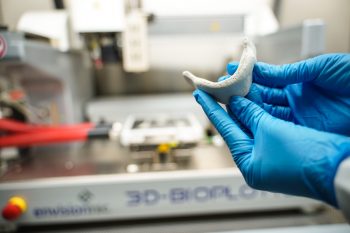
[17,207,346,233]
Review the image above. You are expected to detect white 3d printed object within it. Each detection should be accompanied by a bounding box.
[183,38,257,104]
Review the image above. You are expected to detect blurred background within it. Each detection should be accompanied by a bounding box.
[0,0,349,232]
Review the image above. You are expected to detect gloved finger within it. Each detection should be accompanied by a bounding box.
[227,62,289,105]
[217,74,231,82]
[254,84,289,106]
[245,84,263,105]
[225,105,254,171]
[226,105,253,138]
[262,103,293,121]
[193,89,250,142]
[229,96,273,135]
[245,84,289,109]
[226,62,239,75]
[252,58,319,87]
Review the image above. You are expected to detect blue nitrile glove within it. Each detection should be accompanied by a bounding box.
[193,89,350,206]
[225,54,350,136]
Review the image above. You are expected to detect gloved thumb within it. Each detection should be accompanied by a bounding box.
[228,96,273,135]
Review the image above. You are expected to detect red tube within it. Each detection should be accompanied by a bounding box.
[24,123,94,134]
[0,119,94,133]
[0,119,35,133]
[0,128,90,148]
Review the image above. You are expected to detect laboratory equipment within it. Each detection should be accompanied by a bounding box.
[0,30,93,124]
[121,114,203,149]
[0,132,321,232]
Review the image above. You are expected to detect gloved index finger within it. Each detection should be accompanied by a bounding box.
[253,59,317,87]
[229,96,273,135]
[253,83,289,106]
[193,90,250,143]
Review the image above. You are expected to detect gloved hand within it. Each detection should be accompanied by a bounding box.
[225,54,350,136]
[193,89,350,206]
